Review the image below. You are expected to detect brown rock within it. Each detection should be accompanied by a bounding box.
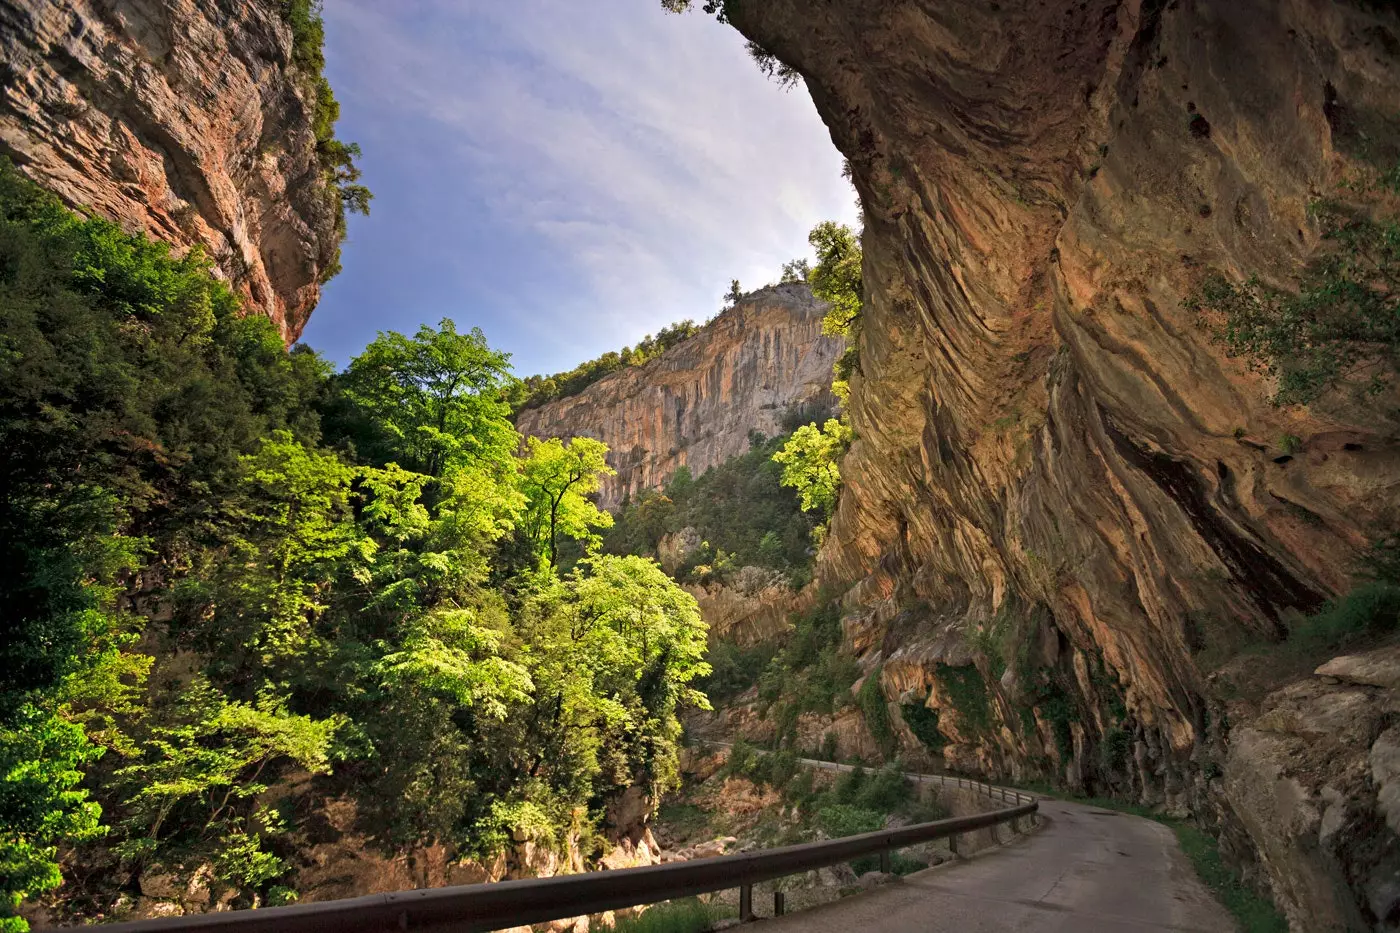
[0,0,343,340]
[516,284,843,510]
[714,0,1400,925]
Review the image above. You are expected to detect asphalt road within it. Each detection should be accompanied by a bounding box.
[750,796,1236,932]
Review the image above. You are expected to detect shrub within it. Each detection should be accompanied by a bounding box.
[901,697,947,753]
[815,803,883,838]
[857,665,895,755]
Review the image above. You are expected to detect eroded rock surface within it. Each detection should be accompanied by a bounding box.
[0,0,343,340]
[716,0,1400,928]
[516,283,843,510]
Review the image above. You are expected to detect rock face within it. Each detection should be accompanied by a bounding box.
[0,0,343,340]
[516,283,844,510]
[716,0,1400,928]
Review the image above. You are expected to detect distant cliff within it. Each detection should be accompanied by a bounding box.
[516,283,844,510]
[0,0,343,340]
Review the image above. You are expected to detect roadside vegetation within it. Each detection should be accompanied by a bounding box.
[0,164,710,929]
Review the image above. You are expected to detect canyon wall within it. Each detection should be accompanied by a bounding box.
[0,0,343,340]
[516,283,844,510]
[717,1,1400,929]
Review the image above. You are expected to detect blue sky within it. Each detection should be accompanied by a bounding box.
[300,0,857,376]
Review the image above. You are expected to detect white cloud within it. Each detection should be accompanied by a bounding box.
[313,0,856,372]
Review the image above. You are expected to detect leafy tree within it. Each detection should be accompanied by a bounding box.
[111,678,341,875]
[724,279,744,307]
[779,258,811,283]
[773,418,852,519]
[807,221,864,401]
[330,319,517,477]
[520,437,615,567]
[280,0,371,278]
[0,709,103,932]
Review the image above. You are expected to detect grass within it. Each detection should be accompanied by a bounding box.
[657,802,710,839]
[609,898,732,933]
[1172,823,1288,933]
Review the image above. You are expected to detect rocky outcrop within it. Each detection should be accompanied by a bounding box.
[0,0,343,340]
[516,283,844,510]
[714,0,1400,928]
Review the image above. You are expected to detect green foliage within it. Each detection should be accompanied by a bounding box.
[857,667,895,756]
[609,898,729,933]
[807,221,863,401]
[1189,198,1400,405]
[1286,582,1400,654]
[772,418,851,520]
[1171,823,1288,933]
[815,803,883,838]
[935,664,992,737]
[280,0,371,273]
[757,604,860,746]
[0,708,104,931]
[0,165,713,919]
[696,640,778,706]
[605,429,821,586]
[519,436,614,568]
[900,696,947,754]
[328,319,518,477]
[514,320,701,412]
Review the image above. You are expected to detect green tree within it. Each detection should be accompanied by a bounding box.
[520,437,615,567]
[331,319,518,477]
[0,709,103,932]
[807,221,863,401]
[773,418,852,519]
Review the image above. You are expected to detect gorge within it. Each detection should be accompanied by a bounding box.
[2,0,1399,931]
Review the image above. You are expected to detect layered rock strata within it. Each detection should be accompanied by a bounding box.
[717,1,1400,928]
[0,0,342,340]
[516,283,844,510]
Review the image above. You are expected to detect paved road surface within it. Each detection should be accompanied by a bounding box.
[752,796,1235,932]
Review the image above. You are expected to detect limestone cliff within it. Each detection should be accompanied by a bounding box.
[713,1,1400,928]
[0,0,343,340]
[516,283,844,510]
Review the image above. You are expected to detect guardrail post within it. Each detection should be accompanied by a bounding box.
[774,891,785,917]
[740,883,754,923]
[880,849,891,874]
[949,833,958,856]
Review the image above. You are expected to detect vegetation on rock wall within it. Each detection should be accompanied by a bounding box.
[0,165,709,929]
[512,320,702,412]
[757,604,861,747]
[1190,184,1400,405]
[280,0,371,281]
[605,424,825,587]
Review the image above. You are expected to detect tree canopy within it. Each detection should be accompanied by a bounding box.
[0,163,708,929]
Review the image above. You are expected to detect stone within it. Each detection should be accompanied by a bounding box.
[711,1,1400,926]
[1371,727,1400,836]
[1315,647,1400,691]
[0,0,342,340]
[516,283,843,511]
[138,869,181,900]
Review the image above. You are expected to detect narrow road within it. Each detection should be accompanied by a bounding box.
[752,796,1235,932]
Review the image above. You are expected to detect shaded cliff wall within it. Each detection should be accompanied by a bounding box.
[717,1,1400,929]
[0,0,343,340]
[516,283,844,510]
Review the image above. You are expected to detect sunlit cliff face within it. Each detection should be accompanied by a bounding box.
[0,0,343,341]
[516,283,844,511]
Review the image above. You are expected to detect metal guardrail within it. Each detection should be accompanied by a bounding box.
[55,757,1037,933]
